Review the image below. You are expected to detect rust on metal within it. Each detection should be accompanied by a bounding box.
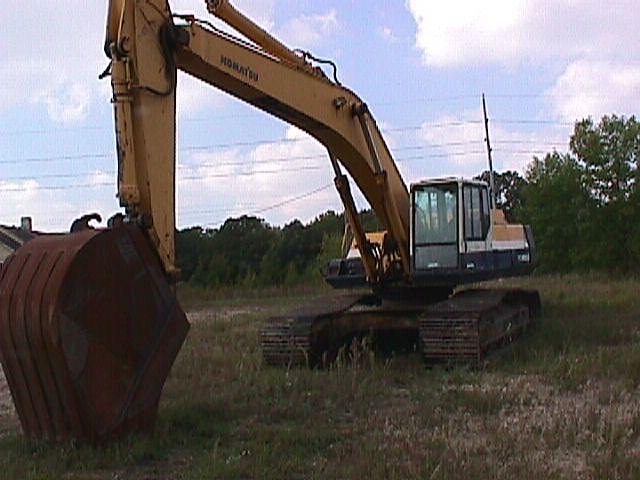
[261,293,366,366]
[261,293,419,367]
[0,225,189,443]
[261,288,540,369]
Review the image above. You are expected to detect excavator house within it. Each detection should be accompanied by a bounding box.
[0,0,540,443]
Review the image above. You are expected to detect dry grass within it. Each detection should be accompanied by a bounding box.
[0,274,639,479]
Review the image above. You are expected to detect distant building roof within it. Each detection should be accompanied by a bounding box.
[0,225,37,261]
[1,226,35,244]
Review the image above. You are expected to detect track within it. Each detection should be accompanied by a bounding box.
[261,294,365,367]
[261,289,540,367]
[419,289,541,365]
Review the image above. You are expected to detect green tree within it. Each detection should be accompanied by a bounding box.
[520,114,640,273]
[316,231,343,272]
[176,226,214,281]
[520,153,592,272]
[475,170,527,222]
[212,215,276,285]
[570,115,640,271]
[571,116,639,204]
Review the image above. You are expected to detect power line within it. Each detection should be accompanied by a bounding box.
[148,131,567,223]
[180,141,488,168]
[1,90,626,136]
[178,194,337,218]
[0,163,329,191]
[5,120,568,166]
[0,167,321,192]
[1,172,112,182]
[493,139,567,146]
[1,146,564,225]
[1,144,565,186]
[0,125,109,137]
[180,165,323,181]
[0,124,485,164]
[493,148,554,155]
[0,182,112,192]
[492,118,573,126]
[0,146,490,183]
[179,204,260,216]
[0,102,486,137]
[203,183,334,227]
[254,184,333,214]
[0,153,113,165]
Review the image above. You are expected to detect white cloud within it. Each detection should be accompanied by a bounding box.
[0,0,239,124]
[407,0,640,68]
[1,2,107,123]
[35,83,92,125]
[548,61,640,122]
[176,73,227,119]
[0,0,339,126]
[86,170,113,187]
[0,0,346,232]
[0,180,99,232]
[176,126,345,228]
[415,111,569,179]
[379,27,398,44]
[278,10,339,49]
[0,60,49,112]
[408,0,525,67]
[407,1,640,123]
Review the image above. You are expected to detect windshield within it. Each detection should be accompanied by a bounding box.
[414,185,458,244]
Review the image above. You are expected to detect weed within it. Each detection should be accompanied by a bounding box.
[0,274,639,478]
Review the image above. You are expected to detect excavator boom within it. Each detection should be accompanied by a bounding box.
[106,0,411,282]
[0,0,540,443]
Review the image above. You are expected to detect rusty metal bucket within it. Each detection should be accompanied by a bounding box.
[0,225,189,443]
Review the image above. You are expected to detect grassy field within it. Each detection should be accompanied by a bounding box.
[0,275,639,479]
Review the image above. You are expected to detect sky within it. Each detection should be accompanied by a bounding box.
[1,0,639,232]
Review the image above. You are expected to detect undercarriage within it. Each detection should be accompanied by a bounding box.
[261,287,541,367]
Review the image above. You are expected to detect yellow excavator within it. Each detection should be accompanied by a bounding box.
[0,0,539,443]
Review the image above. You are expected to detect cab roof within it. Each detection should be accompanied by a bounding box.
[410,177,488,190]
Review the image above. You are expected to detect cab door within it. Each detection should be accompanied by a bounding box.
[412,183,459,270]
[462,183,491,254]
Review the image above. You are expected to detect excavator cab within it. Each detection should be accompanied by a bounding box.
[327,178,535,289]
[410,178,535,285]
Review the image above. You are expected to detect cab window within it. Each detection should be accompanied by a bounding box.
[463,184,490,241]
[414,185,457,244]
[413,183,459,269]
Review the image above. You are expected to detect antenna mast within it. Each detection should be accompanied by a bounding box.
[482,93,497,209]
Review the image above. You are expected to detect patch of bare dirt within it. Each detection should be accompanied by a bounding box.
[366,374,640,478]
[187,306,261,324]
[440,375,640,477]
[0,365,13,414]
[0,363,17,436]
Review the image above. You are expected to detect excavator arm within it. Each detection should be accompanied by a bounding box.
[106,0,411,283]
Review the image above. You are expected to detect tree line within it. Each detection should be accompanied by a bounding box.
[517,115,640,273]
[177,114,639,288]
[177,210,381,288]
